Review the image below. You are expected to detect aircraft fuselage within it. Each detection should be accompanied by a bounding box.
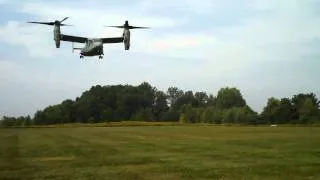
[79,39,104,59]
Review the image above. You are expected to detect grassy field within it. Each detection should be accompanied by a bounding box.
[1,126,320,180]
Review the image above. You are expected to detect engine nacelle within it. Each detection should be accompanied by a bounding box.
[123,29,130,50]
[54,25,61,48]
[55,38,60,48]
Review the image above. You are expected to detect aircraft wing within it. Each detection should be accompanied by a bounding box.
[60,34,87,43]
[101,37,124,44]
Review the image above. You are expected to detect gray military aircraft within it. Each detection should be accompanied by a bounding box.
[28,18,149,59]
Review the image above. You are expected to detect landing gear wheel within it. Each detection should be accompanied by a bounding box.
[80,55,84,59]
[99,55,103,59]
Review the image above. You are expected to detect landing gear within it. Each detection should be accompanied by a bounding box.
[98,51,104,59]
[80,55,84,59]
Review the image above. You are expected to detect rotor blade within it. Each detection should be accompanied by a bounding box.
[27,22,55,26]
[104,25,150,29]
[60,17,69,23]
[60,24,73,26]
[105,25,125,28]
[129,26,150,29]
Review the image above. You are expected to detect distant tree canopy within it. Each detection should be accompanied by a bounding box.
[1,82,319,127]
[216,87,246,109]
[261,94,320,125]
[0,116,32,127]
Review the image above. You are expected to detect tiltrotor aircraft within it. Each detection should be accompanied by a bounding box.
[28,17,149,59]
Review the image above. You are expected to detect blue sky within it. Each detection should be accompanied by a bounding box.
[0,0,320,117]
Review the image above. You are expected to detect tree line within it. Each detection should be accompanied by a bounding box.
[1,82,319,127]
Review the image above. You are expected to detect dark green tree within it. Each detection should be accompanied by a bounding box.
[261,97,281,124]
[216,87,246,109]
[194,92,209,107]
[206,95,216,107]
[179,104,197,123]
[292,93,319,121]
[152,91,169,121]
[299,98,319,124]
[277,98,294,124]
[0,116,16,127]
[134,108,154,121]
[173,91,197,111]
[167,87,184,108]
[101,108,114,122]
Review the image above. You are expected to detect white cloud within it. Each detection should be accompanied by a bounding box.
[0,21,61,58]
[139,0,215,14]
[133,32,215,58]
[0,59,91,116]
[132,0,320,68]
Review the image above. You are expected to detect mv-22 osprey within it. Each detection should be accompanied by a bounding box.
[28,17,149,59]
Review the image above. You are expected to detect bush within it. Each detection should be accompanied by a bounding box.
[134,108,154,121]
[159,111,180,122]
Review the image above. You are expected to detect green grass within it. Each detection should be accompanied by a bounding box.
[1,126,320,180]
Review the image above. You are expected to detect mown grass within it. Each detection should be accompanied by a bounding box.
[1,126,320,180]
